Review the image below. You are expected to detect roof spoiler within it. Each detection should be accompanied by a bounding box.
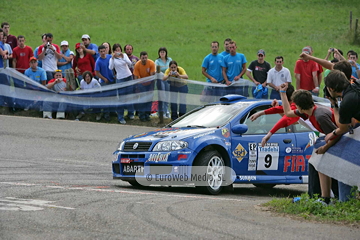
[219,94,247,102]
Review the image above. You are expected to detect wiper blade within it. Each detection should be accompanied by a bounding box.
[186,125,207,128]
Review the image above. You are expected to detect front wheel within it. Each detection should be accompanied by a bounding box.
[127,180,141,187]
[194,150,225,195]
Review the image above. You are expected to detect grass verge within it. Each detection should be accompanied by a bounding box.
[263,193,360,226]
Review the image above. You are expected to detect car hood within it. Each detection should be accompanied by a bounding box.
[125,127,218,142]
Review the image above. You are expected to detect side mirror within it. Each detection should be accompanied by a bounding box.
[231,124,248,135]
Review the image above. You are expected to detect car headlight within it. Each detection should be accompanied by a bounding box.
[117,141,125,151]
[153,141,188,151]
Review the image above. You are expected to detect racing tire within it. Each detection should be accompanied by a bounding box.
[127,180,141,187]
[194,150,225,195]
[253,184,276,189]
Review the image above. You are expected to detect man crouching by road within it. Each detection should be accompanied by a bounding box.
[279,84,340,205]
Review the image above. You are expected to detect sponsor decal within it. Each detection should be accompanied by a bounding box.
[177,154,188,161]
[147,153,170,162]
[290,147,303,154]
[123,165,144,173]
[154,130,183,136]
[257,143,279,171]
[285,147,292,153]
[120,158,132,163]
[238,175,256,181]
[133,133,147,138]
[305,132,316,151]
[283,155,310,172]
[248,143,257,171]
[225,142,231,146]
[221,128,230,138]
[193,131,215,139]
[233,143,248,162]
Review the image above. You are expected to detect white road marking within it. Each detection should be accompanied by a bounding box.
[0,182,243,202]
[0,197,75,211]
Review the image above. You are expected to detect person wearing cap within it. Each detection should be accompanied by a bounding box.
[246,49,271,98]
[37,33,62,81]
[57,40,74,72]
[294,47,320,96]
[57,40,75,90]
[81,34,99,61]
[43,69,68,119]
[24,57,47,85]
[266,56,292,99]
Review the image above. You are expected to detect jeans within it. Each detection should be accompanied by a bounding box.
[137,81,155,120]
[156,79,170,113]
[170,84,188,120]
[46,71,54,82]
[116,75,134,121]
[308,136,339,198]
[338,181,356,202]
[269,89,281,100]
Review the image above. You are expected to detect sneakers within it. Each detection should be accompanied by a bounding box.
[119,119,126,124]
[96,113,103,121]
[43,111,53,119]
[56,112,65,119]
[128,115,135,120]
[76,112,85,120]
[292,197,302,203]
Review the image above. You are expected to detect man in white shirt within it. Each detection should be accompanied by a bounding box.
[266,56,292,99]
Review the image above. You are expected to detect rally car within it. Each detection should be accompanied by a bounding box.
[112,95,316,194]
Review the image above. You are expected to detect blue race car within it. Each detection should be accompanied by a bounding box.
[112,95,316,194]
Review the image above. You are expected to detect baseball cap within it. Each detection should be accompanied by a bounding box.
[75,43,81,49]
[29,56,37,62]
[302,47,311,54]
[81,34,90,39]
[257,49,265,56]
[60,40,69,46]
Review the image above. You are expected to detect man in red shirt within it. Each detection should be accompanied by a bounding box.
[280,85,340,205]
[12,35,33,73]
[294,47,319,96]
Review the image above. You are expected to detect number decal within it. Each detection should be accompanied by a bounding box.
[264,154,272,168]
[257,143,279,170]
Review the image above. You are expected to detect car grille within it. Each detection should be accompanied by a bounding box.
[123,142,152,152]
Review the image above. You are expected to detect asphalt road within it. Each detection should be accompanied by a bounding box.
[0,115,359,240]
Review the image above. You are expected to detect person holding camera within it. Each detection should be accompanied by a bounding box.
[109,43,134,124]
[37,33,62,81]
[163,60,189,121]
[347,50,360,79]
[43,69,69,119]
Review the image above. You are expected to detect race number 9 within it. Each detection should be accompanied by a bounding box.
[264,154,272,168]
[257,148,279,171]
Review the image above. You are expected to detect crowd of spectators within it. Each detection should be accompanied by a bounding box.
[1,22,359,203]
[1,22,360,124]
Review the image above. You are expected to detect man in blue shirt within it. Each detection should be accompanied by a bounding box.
[0,28,9,68]
[24,57,47,85]
[94,45,115,121]
[81,34,99,61]
[219,38,232,57]
[348,51,360,79]
[222,40,247,86]
[202,41,225,83]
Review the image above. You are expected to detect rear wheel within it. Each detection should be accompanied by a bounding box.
[253,184,276,189]
[194,150,225,195]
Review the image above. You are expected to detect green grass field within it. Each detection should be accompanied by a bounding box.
[2,0,360,91]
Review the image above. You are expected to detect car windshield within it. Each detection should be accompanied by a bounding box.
[169,102,253,128]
